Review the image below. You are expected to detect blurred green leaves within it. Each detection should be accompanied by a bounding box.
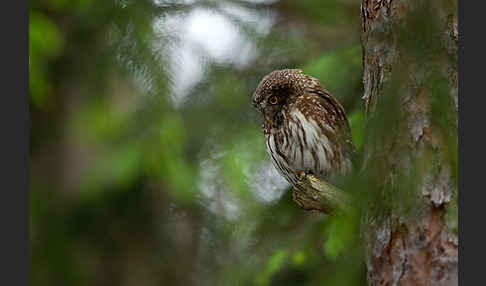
[149,113,196,200]
[222,128,267,201]
[323,211,359,260]
[29,12,64,59]
[46,0,95,13]
[29,11,64,109]
[82,142,143,199]
[303,45,362,109]
[279,0,358,26]
[257,249,289,286]
[291,250,307,266]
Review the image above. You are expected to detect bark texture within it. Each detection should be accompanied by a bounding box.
[360,0,458,285]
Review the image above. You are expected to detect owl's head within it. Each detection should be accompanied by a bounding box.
[252,69,305,125]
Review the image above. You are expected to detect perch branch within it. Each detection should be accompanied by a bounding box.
[291,171,352,214]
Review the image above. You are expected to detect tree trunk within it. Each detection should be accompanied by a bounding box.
[360,0,458,285]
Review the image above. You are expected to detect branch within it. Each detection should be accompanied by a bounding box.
[291,171,352,214]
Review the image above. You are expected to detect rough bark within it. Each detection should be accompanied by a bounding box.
[360,0,458,285]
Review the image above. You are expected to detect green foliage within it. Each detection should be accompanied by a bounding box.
[29,11,64,109]
[323,211,359,260]
[256,249,289,286]
[291,250,307,266]
[82,142,143,199]
[282,0,358,26]
[303,45,362,108]
[46,0,95,12]
[152,114,196,199]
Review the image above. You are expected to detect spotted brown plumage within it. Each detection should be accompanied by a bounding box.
[252,69,355,188]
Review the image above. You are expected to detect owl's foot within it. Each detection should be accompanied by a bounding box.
[296,170,313,182]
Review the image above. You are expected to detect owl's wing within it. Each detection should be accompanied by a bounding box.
[308,86,358,167]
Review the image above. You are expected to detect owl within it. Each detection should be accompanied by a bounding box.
[252,69,355,189]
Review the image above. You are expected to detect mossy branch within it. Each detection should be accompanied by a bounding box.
[291,171,352,214]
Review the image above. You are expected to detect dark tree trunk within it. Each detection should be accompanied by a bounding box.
[360,0,458,285]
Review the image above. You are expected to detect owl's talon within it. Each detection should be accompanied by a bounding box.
[296,170,307,181]
[296,170,314,182]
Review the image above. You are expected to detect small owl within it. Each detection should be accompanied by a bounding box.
[252,69,355,188]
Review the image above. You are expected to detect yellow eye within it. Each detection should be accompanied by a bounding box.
[268,96,278,105]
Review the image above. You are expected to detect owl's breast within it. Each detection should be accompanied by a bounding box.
[265,109,351,187]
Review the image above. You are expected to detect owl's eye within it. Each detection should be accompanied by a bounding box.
[268,96,278,105]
